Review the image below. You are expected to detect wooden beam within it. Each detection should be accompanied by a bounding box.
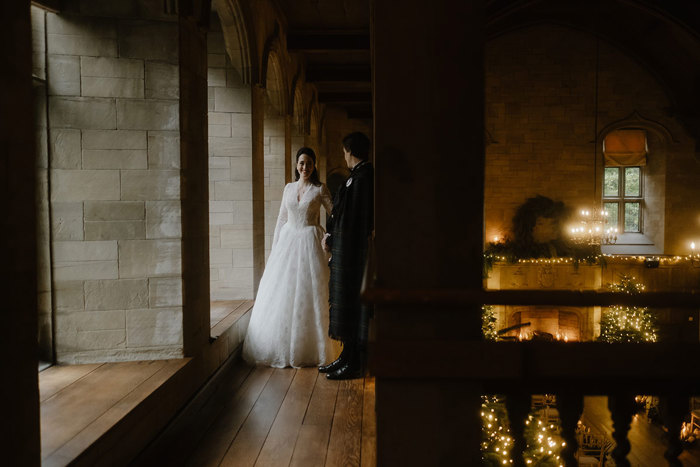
[287,33,370,51]
[305,65,371,83]
[363,287,700,308]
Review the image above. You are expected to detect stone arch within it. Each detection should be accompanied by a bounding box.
[212,0,254,85]
[291,74,308,136]
[261,33,288,117]
[599,111,674,145]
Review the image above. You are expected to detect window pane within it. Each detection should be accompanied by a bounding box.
[624,167,641,197]
[604,202,618,230]
[624,202,641,232]
[604,167,619,197]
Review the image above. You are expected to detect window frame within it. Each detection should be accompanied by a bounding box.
[603,165,644,234]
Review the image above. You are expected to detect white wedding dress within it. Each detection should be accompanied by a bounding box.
[242,181,337,368]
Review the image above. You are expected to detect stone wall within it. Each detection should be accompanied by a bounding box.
[485,24,698,255]
[263,112,286,260]
[46,2,183,363]
[208,13,255,300]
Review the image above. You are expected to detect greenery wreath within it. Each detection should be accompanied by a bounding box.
[484,195,601,272]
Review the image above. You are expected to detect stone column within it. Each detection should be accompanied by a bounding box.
[285,114,293,183]
[2,0,40,463]
[251,84,265,293]
[372,0,485,464]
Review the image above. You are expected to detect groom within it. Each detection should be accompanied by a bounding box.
[320,132,374,380]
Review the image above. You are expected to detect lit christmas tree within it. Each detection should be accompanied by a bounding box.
[482,305,498,341]
[597,275,658,343]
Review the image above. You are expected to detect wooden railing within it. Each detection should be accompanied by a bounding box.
[364,285,700,466]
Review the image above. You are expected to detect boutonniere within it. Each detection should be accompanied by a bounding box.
[346,178,353,187]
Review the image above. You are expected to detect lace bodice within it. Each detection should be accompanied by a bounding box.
[272,182,333,248]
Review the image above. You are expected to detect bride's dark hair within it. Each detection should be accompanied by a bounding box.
[294,147,322,186]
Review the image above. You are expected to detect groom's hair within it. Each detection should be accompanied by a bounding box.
[342,132,370,160]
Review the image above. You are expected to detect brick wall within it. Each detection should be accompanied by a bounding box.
[45,2,183,363]
[485,25,698,254]
[207,14,255,300]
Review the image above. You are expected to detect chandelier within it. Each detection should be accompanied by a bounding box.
[569,208,618,245]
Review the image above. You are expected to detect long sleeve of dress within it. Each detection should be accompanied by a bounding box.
[320,184,334,217]
[272,184,289,250]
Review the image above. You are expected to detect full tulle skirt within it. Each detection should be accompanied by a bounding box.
[242,223,337,368]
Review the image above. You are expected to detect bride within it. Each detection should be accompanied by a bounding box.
[242,147,336,368]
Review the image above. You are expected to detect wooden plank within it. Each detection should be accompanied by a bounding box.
[255,368,318,466]
[326,378,364,467]
[219,368,296,467]
[40,360,167,460]
[43,359,188,467]
[210,300,245,328]
[185,366,274,467]
[289,373,340,467]
[39,363,102,402]
[211,300,254,337]
[361,377,376,467]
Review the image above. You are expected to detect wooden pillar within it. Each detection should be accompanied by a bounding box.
[251,84,266,293]
[1,0,40,463]
[179,7,211,356]
[372,0,485,464]
[284,114,293,183]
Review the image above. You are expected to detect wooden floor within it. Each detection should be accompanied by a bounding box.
[211,300,254,336]
[184,365,376,467]
[584,396,700,466]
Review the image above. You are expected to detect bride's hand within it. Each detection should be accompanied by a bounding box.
[322,234,330,252]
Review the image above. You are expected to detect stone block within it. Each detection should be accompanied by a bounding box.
[210,268,220,281]
[230,157,253,180]
[81,77,144,98]
[53,240,118,262]
[47,31,118,56]
[209,137,252,157]
[126,308,183,347]
[146,201,181,238]
[55,310,126,333]
[53,280,85,311]
[118,21,178,62]
[231,113,252,137]
[51,169,120,201]
[116,99,179,130]
[85,220,146,240]
[148,131,180,169]
[47,55,80,95]
[213,180,252,201]
[82,130,147,150]
[46,13,117,37]
[82,149,148,169]
[149,277,182,307]
[49,96,116,129]
[84,278,148,310]
[209,112,231,137]
[207,32,225,54]
[146,61,179,99]
[210,212,234,225]
[226,69,245,88]
[210,201,234,213]
[208,68,226,87]
[85,201,145,221]
[209,168,231,181]
[52,202,84,241]
[121,170,180,200]
[209,156,229,169]
[233,249,254,268]
[220,227,253,248]
[232,201,253,225]
[208,53,225,68]
[75,329,126,350]
[81,56,143,78]
[214,87,251,113]
[53,260,119,281]
[118,239,181,278]
[50,129,82,169]
[210,248,233,265]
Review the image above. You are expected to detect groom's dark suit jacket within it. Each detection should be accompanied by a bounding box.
[326,161,374,343]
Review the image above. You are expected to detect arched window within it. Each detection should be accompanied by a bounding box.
[602,129,647,233]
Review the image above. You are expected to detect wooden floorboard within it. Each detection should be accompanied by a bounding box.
[219,368,296,467]
[211,300,254,337]
[211,300,250,330]
[41,360,167,461]
[255,368,318,466]
[361,377,376,467]
[185,366,274,467]
[325,378,364,467]
[39,363,102,402]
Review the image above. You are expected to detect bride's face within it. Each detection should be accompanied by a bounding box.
[297,154,314,181]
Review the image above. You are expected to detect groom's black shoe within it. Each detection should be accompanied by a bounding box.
[325,362,362,380]
[318,357,344,373]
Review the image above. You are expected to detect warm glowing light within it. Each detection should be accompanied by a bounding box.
[494,236,500,243]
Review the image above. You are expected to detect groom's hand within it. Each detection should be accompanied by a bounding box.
[322,233,331,252]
